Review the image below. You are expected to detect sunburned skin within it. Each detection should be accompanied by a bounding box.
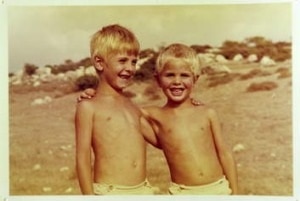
[144,103,225,186]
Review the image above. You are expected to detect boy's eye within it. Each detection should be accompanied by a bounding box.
[165,73,175,77]
[119,58,127,63]
[181,73,191,77]
[132,60,137,66]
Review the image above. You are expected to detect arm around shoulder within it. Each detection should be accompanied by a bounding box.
[140,107,161,149]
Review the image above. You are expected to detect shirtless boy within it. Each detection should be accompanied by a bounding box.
[75,24,156,195]
[142,43,238,195]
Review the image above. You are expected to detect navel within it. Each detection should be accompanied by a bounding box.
[106,116,111,121]
[198,170,204,177]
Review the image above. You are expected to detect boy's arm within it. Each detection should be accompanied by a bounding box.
[75,101,94,194]
[77,88,96,102]
[140,108,161,149]
[208,108,238,195]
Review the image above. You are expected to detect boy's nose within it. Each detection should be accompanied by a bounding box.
[174,76,182,84]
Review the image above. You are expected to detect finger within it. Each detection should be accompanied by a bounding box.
[80,93,92,99]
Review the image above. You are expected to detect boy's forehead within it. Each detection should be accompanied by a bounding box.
[162,64,193,74]
[112,52,138,59]
[163,59,192,70]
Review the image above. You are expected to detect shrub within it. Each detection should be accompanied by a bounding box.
[24,63,38,76]
[190,44,212,54]
[139,48,156,59]
[143,85,161,100]
[246,81,278,92]
[75,75,99,91]
[239,69,271,80]
[207,74,238,87]
[134,55,157,81]
[276,67,291,79]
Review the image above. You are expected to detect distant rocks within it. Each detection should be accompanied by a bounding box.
[31,96,52,106]
[233,143,246,153]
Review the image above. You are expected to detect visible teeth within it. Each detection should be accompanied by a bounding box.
[170,88,183,95]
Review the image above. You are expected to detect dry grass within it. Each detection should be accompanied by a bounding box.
[8,63,293,196]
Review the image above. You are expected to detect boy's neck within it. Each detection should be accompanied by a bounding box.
[164,97,193,109]
[95,81,124,98]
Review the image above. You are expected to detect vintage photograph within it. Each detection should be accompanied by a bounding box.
[4,0,297,199]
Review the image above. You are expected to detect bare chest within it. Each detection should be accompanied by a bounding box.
[92,100,142,140]
[154,111,210,139]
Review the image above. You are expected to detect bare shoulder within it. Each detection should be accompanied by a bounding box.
[76,99,95,114]
[193,104,218,117]
[205,106,219,121]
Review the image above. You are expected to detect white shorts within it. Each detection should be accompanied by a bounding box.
[168,176,232,195]
[93,179,158,195]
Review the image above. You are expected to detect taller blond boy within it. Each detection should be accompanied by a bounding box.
[75,24,156,195]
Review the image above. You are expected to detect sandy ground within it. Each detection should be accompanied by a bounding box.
[8,62,293,196]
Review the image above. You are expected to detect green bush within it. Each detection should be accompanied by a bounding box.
[75,75,99,91]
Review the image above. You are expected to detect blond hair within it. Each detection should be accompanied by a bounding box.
[90,24,140,63]
[156,43,200,77]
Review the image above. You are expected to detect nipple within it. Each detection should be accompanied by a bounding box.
[132,161,137,168]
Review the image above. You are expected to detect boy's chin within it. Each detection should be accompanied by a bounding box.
[116,81,132,89]
[167,96,189,104]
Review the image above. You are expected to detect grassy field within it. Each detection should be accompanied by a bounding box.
[9,62,293,195]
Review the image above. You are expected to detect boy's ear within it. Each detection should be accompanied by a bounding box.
[94,56,104,71]
[194,74,200,82]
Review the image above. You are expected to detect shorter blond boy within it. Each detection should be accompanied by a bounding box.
[142,43,238,195]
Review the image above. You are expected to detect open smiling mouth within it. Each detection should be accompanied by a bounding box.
[169,87,185,96]
[119,74,132,80]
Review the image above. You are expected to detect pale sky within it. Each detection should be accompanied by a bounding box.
[6,1,292,72]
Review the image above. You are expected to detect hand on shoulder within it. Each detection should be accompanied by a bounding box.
[77,88,96,103]
[190,97,205,106]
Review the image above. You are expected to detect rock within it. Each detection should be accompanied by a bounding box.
[233,143,246,153]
